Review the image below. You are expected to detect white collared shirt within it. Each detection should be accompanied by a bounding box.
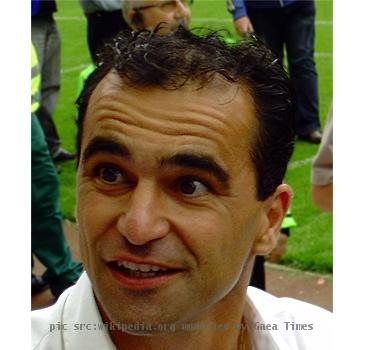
[32,272,332,349]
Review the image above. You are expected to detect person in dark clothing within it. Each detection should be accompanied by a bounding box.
[79,0,131,63]
[31,0,75,161]
[31,114,83,299]
[31,42,83,299]
[229,0,322,144]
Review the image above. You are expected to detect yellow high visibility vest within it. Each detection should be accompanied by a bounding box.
[31,43,41,112]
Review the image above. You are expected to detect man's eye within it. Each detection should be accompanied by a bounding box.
[94,165,125,184]
[177,177,210,197]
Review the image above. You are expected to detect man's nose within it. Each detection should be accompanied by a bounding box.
[116,181,170,246]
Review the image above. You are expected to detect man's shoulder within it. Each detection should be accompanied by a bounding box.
[31,287,73,349]
[246,287,332,349]
[31,273,115,350]
[31,273,90,349]
[247,285,331,318]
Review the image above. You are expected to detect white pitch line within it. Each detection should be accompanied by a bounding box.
[61,64,89,74]
[55,16,332,26]
[288,157,314,170]
[316,20,333,25]
[55,16,84,21]
[315,52,332,58]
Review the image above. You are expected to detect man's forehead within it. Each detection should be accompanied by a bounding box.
[81,71,259,177]
[84,70,258,151]
[91,70,254,111]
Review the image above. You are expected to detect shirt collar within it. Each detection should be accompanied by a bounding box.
[61,272,116,349]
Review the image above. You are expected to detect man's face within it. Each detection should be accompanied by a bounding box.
[76,72,270,330]
[134,0,191,33]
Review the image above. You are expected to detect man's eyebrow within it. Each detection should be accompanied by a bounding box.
[161,153,230,187]
[82,136,130,163]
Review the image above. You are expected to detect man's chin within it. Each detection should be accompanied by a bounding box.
[97,300,178,335]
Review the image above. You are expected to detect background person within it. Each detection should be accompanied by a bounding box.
[121,0,192,32]
[228,0,322,144]
[311,104,333,211]
[31,0,75,161]
[76,0,192,106]
[31,43,83,299]
[79,0,131,64]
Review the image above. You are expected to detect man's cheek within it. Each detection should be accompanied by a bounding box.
[82,195,120,237]
[77,194,100,237]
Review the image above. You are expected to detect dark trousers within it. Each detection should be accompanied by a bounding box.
[36,106,60,156]
[248,0,320,137]
[86,10,130,63]
[31,115,82,295]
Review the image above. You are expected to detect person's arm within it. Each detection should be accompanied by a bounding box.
[231,0,254,36]
[312,184,333,212]
[311,106,333,212]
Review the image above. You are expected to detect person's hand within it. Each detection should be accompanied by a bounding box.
[234,16,254,37]
[266,232,288,263]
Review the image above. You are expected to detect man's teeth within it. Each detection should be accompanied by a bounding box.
[116,261,168,273]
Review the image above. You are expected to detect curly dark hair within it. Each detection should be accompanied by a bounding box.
[76,27,295,200]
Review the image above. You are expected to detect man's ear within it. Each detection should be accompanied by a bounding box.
[252,184,292,255]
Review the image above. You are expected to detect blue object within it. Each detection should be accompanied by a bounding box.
[31,0,40,16]
[231,0,295,20]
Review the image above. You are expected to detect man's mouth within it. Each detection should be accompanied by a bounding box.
[108,260,180,279]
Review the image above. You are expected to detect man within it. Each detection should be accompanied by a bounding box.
[32,28,331,349]
[32,0,75,161]
[76,0,294,292]
[228,0,322,144]
[121,0,192,32]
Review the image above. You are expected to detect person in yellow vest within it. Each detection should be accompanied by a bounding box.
[31,43,83,298]
[31,44,41,113]
[32,0,75,161]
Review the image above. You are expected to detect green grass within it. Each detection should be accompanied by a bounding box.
[52,0,332,273]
